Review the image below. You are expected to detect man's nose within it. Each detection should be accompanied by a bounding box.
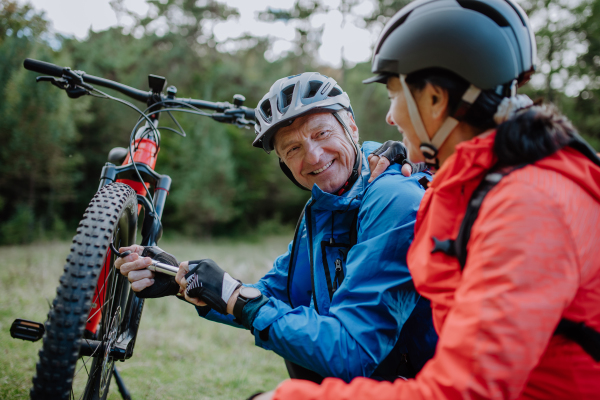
[304,142,323,165]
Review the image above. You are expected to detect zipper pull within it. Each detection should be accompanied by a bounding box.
[332,258,343,294]
[335,258,342,272]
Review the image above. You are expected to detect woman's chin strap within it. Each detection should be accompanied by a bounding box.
[399,74,481,168]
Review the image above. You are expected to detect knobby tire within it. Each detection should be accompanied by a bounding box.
[30,183,138,400]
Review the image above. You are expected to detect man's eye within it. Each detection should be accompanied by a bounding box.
[287,146,299,156]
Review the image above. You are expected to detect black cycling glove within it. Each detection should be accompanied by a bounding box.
[185,259,242,315]
[135,246,181,298]
[371,140,428,174]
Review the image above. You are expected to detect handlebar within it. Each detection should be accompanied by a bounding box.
[23,58,256,120]
[23,58,64,77]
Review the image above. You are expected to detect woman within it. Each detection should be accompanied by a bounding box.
[254,0,600,398]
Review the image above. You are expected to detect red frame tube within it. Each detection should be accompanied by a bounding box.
[85,138,160,335]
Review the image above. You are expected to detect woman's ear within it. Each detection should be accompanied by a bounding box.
[423,82,449,121]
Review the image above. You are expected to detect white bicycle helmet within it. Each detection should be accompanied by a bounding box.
[253,72,354,153]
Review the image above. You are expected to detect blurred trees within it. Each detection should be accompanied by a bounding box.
[519,0,600,148]
[0,0,599,245]
[0,0,82,244]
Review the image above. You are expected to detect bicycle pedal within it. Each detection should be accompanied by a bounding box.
[10,319,45,342]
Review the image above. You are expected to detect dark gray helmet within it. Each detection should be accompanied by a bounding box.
[253,72,353,153]
[363,0,537,92]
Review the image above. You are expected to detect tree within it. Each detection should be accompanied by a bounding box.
[0,1,82,244]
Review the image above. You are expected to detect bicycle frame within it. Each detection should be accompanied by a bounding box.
[82,116,170,360]
[19,58,255,366]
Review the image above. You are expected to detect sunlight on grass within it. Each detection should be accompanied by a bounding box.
[0,236,292,399]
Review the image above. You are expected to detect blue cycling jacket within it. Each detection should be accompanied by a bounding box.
[199,141,438,382]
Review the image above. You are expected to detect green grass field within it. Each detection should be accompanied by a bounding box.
[0,236,293,399]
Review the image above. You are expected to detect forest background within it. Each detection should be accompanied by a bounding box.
[1,0,599,245]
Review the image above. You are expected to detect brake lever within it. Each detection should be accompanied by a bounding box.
[36,76,68,89]
[35,74,91,99]
[234,117,254,129]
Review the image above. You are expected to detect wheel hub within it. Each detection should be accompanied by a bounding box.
[99,306,121,397]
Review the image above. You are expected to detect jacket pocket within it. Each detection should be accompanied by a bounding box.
[320,242,351,301]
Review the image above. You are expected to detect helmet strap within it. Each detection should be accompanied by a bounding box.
[332,112,361,195]
[399,74,481,169]
[279,159,311,191]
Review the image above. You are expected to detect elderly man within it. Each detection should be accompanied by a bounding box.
[116,72,436,383]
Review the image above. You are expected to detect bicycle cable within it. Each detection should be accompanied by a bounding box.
[84,85,249,214]
[89,87,161,214]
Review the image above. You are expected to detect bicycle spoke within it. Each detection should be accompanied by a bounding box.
[85,292,116,324]
[73,341,101,379]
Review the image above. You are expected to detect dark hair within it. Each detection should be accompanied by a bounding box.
[405,68,502,132]
[405,69,577,167]
[494,104,576,166]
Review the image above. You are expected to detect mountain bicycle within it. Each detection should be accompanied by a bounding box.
[10,58,256,400]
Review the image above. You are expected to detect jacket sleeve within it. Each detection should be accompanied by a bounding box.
[271,179,580,399]
[251,173,425,382]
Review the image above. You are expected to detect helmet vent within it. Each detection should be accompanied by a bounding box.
[457,0,510,27]
[328,86,342,97]
[260,100,272,122]
[305,81,323,99]
[278,84,295,113]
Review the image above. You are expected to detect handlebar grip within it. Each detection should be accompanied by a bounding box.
[23,58,64,77]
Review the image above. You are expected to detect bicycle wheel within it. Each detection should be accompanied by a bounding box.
[31,183,138,400]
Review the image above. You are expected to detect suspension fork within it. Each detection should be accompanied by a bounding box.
[85,122,171,335]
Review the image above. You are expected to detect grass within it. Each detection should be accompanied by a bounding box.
[0,235,293,399]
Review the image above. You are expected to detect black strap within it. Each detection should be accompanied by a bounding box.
[555,319,600,362]
[280,159,311,191]
[286,209,306,308]
[454,164,526,269]
[349,210,359,247]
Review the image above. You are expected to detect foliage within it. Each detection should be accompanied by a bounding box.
[1,0,599,244]
[518,0,600,148]
[0,1,82,245]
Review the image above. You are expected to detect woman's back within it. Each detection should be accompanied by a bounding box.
[407,133,600,399]
[492,148,600,398]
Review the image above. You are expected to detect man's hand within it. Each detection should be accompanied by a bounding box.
[115,245,181,297]
[368,140,427,182]
[114,245,155,292]
[176,261,209,307]
[175,259,241,314]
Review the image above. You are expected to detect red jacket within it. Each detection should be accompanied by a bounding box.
[273,131,600,400]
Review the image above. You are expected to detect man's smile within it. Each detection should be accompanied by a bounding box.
[309,160,334,175]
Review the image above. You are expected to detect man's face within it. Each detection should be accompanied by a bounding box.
[274,112,359,193]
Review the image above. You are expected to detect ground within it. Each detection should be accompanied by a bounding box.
[0,235,292,399]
